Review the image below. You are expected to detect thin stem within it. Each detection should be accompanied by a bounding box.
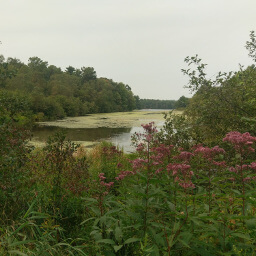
[223,218,226,252]
[163,223,171,256]
[240,149,245,216]
[143,141,151,236]
[208,168,211,214]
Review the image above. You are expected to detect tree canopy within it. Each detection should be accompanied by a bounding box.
[0,56,139,120]
[181,31,256,145]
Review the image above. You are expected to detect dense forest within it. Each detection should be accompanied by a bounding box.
[0,55,188,122]
[0,56,138,120]
[1,32,256,255]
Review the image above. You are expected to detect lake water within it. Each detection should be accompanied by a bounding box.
[32,125,148,153]
[31,109,174,152]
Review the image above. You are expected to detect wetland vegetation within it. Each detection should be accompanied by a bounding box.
[0,31,256,255]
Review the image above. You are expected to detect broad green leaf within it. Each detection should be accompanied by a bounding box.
[231,232,250,240]
[245,219,256,229]
[96,239,115,245]
[114,245,123,252]
[124,237,140,244]
[167,201,176,211]
[114,226,123,243]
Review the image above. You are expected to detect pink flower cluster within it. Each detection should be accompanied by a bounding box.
[167,163,195,189]
[167,163,191,176]
[174,151,194,162]
[115,170,135,181]
[243,176,256,182]
[130,158,148,170]
[177,181,195,189]
[150,153,164,166]
[229,165,248,174]
[194,145,225,160]
[223,131,256,152]
[151,144,173,164]
[193,145,226,166]
[141,122,158,134]
[102,146,122,158]
[136,143,146,152]
[151,144,173,155]
[249,162,256,170]
[98,173,114,188]
[228,162,256,183]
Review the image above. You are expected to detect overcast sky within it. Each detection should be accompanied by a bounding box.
[0,0,255,100]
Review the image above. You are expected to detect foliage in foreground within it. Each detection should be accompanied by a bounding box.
[1,118,256,255]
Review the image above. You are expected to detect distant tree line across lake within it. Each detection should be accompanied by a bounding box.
[139,96,190,109]
[0,55,189,121]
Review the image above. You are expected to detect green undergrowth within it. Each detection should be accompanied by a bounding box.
[1,31,256,256]
[1,120,256,255]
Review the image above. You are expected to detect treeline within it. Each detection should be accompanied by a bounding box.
[138,96,190,109]
[0,55,189,121]
[0,56,137,120]
[139,98,176,109]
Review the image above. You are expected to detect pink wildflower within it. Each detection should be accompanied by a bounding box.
[223,131,256,153]
[212,161,226,167]
[194,145,225,160]
[115,170,135,181]
[141,122,158,134]
[175,151,194,162]
[98,173,114,188]
[249,162,256,170]
[155,168,164,174]
[167,163,191,174]
[131,158,148,170]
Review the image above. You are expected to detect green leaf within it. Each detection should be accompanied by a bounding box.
[124,237,140,244]
[114,245,123,252]
[245,219,256,229]
[167,201,176,211]
[9,222,29,237]
[91,207,100,216]
[115,226,123,243]
[189,216,202,226]
[23,200,36,218]
[151,222,164,228]
[231,232,250,240]
[80,217,95,225]
[82,197,98,203]
[9,240,34,247]
[231,189,241,195]
[97,239,116,245]
[9,250,28,256]
[29,212,50,219]
[178,238,191,248]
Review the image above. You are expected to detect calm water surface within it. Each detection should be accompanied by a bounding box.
[32,110,169,152]
[32,125,163,153]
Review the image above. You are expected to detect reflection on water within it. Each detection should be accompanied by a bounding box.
[32,120,165,153]
[109,126,144,152]
[33,126,132,142]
